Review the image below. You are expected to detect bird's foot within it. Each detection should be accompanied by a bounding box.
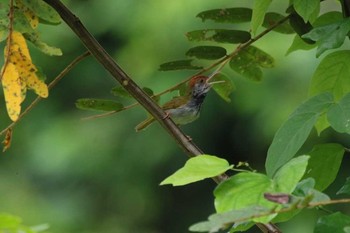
[162,112,170,120]
[185,135,192,141]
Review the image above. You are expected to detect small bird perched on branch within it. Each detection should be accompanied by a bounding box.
[135,75,221,131]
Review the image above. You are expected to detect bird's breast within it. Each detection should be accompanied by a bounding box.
[167,105,200,125]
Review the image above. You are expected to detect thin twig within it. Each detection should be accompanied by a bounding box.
[0,0,15,82]
[0,51,90,136]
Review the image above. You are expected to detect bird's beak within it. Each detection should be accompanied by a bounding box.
[207,80,226,85]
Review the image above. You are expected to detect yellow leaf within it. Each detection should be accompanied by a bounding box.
[8,31,31,61]
[2,63,23,121]
[9,50,48,98]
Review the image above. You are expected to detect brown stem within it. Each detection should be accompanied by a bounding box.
[42,1,281,232]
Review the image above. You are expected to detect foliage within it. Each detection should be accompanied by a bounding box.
[1,0,350,233]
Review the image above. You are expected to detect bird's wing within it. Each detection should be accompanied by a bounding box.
[162,96,188,110]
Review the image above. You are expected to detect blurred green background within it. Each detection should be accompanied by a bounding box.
[0,0,350,232]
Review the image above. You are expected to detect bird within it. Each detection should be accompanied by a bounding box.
[135,75,220,132]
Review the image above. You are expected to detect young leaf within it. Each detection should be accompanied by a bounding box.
[265,93,334,178]
[309,50,350,101]
[189,206,271,233]
[337,177,350,195]
[21,0,61,24]
[75,99,124,112]
[327,93,350,134]
[186,29,251,44]
[211,73,235,103]
[293,0,320,23]
[196,8,252,23]
[160,155,233,186]
[314,212,350,233]
[159,59,202,71]
[262,12,294,34]
[304,144,344,191]
[251,0,272,35]
[273,155,309,193]
[303,18,350,57]
[185,46,227,60]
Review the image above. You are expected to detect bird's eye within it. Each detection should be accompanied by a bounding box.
[199,79,204,83]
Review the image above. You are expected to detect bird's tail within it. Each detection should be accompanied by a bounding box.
[135,117,155,132]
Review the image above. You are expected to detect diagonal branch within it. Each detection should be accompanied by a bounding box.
[42,1,281,232]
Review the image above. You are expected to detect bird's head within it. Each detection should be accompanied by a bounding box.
[188,75,211,97]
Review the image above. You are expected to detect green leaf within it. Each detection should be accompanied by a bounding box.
[273,155,309,193]
[314,212,350,233]
[21,0,61,24]
[294,178,330,203]
[186,46,227,60]
[309,50,350,101]
[328,93,350,134]
[196,8,252,23]
[313,12,343,27]
[303,18,350,57]
[186,29,251,44]
[5,9,35,34]
[337,177,350,195]
[229,46,274,81]
[159,59,202,71]
[265,93,334,177]
[0,25,7,42]
[251,0,272,35]
[304,144,344,191]
[293,0,320,23]
[75,99,124,112]
[111,86,132,98]
[189,206,271,233]
[211,73,235,103]
[23,32,62,56]
[214,172,274,213]
[262,12,294,34]
[286,35,317,55]
[160,155,233,186]
[288,13,314,44]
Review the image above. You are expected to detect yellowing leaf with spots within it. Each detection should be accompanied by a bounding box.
[9,31,31,60]
[16,0,39,29]
[9,50,48,97]
[2,63,23,121]
[1,31,48,121]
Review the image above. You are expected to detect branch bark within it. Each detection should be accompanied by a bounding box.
[42,1,281,232]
